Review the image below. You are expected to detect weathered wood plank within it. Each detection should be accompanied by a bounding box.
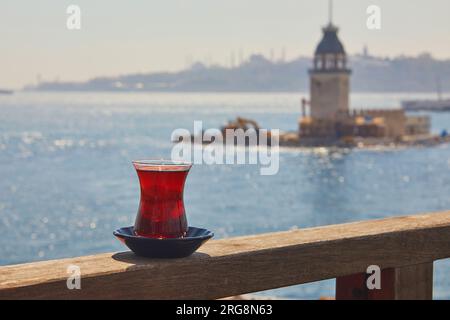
[394,262,433,300]
[335,263,433,300]
[0,211,449,299]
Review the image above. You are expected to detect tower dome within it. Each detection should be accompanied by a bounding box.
[312,23,349,72]
[315,24,345,55]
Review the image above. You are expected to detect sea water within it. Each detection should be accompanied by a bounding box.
[0,91,449,299]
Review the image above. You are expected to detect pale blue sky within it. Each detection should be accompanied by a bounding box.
[1,0,450,88]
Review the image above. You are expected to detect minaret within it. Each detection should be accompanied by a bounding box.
[309,0,351,120]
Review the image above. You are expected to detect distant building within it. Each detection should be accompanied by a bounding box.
[362,45,369,58]
[299,15,430,143]
[310,22,351,120]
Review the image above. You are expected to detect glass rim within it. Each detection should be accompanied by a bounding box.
[132,159,192,171]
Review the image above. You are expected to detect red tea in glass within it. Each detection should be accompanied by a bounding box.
[132,160,192,239]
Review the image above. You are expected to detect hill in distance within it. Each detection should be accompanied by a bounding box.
[30,52,450,93]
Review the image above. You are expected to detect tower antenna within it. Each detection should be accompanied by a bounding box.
[328,0,333,24]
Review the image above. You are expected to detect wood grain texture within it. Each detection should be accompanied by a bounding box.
[335,263,433,300]
[0,211,449,299]
[394,262,433,300]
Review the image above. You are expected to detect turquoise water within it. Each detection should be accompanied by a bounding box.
[0,92,449,299]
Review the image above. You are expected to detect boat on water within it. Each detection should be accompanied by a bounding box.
[0,89,13,95]
[402,99,450,112]
[402,76,450,112]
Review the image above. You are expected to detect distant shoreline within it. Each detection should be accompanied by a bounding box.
[23,53,450,94]
[15,89,450,95]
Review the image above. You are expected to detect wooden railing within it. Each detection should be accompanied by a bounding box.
[0,211,449,300]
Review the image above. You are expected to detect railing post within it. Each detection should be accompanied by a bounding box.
[335,263,434,300]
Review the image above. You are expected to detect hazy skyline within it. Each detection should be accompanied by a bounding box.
[2,0,450,89]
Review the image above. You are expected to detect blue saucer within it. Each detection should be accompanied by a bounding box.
[113,226,214,258]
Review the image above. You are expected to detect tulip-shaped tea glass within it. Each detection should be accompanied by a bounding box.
[132,160,192,239]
